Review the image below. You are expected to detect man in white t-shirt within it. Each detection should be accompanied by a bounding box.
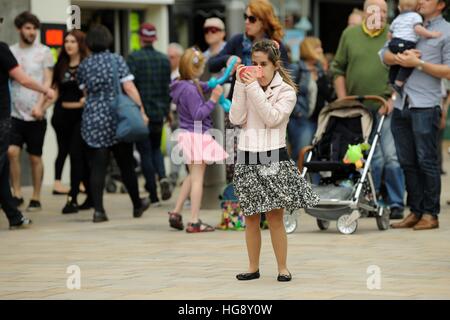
[8,12,54,212]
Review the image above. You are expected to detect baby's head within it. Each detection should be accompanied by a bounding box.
[399,0,419,12]
[179,47,205,80]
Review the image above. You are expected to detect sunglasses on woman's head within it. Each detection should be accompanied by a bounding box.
[244,14,258,24]
[203,27,222,34]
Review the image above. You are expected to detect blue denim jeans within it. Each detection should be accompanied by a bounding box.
[136,138,159,202]
[287,116,320,184]
[391,107,441,217]
[287,116,317,161]
[370,111,405,209]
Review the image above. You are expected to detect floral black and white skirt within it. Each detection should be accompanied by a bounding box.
[233,148,320,216]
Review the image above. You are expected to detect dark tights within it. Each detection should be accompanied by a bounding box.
[87,142,141,213]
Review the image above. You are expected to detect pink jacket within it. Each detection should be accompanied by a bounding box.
[229,72,297,152]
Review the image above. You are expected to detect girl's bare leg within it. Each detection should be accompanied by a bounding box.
[173,174,191,214]
[244,214,261,273]
[188,162,206,223]
[266,208,289,275]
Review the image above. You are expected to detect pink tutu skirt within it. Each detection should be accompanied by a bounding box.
[177,131,229,164]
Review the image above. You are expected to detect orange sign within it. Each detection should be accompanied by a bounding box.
[45,29,64,46]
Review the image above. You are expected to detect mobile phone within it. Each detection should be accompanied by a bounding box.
[239,66,263,79]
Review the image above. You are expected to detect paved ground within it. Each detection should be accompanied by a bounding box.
[1,145,450,300]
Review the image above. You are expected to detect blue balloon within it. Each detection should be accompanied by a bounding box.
[219,95,231,113]
[208,56,238,113]
[208,56,238,89]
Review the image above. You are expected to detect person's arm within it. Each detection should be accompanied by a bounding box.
[123,80,148,123]
[245,82,297,128]
[33,48,55,118]
[9,66,54,100]
[330,30,349,99]
[415,25,442,39]
[62,98,85,109]
[387,31,393,41]
[334,76,347,100]
[183,85,221,121]
[39,68,53,109]
[208,35,238,73]
[381,48,398,66]
[397,50,450,79]
[116,54,148,123]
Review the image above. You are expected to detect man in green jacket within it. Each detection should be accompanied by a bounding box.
[330,0,406,219]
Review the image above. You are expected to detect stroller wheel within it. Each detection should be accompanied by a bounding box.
[376,207,390,231]
[284,211,298,234]
[317,219,330,231]
[337,214,358,235]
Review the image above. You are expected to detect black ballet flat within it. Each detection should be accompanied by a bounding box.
[277,273,292,282]
[236,270,260,281]
[52,190,68,195]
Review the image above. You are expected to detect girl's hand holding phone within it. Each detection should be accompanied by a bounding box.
[241,68,258,85]
[211,85,224,103]
[236,64,246,83]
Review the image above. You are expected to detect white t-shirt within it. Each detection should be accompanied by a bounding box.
[390,11,424,43]
[10,42,54,121]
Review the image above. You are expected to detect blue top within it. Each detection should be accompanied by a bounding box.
[379,15,450,109]
[77,51,134,148]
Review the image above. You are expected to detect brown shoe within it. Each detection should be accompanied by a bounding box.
[413,214,439,231]
[390,212,420,229]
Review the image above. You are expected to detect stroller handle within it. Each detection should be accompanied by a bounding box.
[338,95,389,115]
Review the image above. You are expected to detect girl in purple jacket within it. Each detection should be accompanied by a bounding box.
[168,47,228,233]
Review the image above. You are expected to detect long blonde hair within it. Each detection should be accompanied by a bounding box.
[248,0,284,43]
[252,40,298,93]
[179,47,206,98]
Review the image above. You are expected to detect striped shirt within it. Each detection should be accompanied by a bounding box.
[390,11,423,43]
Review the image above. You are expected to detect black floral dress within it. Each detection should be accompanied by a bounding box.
[233,149,320,216]
[77,51,134,149]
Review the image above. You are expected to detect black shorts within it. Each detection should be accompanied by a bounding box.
[10,118,47,156]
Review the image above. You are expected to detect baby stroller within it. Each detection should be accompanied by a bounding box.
[284,96,391,235]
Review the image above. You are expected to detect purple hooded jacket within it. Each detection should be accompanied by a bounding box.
[170,80,215,133]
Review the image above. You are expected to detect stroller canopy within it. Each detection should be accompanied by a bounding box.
[313,99,374,145]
